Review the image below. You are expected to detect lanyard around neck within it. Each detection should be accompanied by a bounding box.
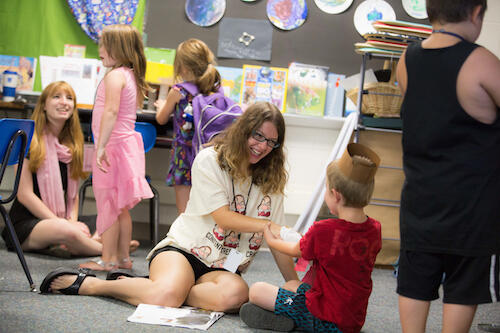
[232,178,252,215]
[432,29,467,42]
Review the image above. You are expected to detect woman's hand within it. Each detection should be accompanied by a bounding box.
[96,147,110,173]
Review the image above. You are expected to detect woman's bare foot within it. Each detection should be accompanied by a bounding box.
[50,274,92,294]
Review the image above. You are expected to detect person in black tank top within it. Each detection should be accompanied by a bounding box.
[394,1,500,332]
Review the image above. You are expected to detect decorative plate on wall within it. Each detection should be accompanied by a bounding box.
[67,0,139,42]
[402,0,428,19]
[353,0,396,35]
[266,0,308,31]
[314,0,354,14]
[185,0,226,27]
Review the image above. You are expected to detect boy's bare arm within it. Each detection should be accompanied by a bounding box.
[458,47,500,124]
[263,223,301,257]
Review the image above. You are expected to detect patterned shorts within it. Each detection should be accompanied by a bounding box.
[166,144,191,186]
[274,283,341,332]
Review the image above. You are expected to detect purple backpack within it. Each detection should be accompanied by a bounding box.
[177,82,243,157]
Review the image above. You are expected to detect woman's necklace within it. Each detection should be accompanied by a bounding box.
[432,29,467,42]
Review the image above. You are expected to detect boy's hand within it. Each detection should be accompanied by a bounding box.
[264,222,279,245]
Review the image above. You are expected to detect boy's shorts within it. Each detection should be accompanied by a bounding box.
[397,250,500,304]
[274,283,341,332]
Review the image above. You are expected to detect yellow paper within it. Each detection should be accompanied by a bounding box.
[145,61,173,84]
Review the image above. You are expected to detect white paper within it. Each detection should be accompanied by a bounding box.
[339,69,378,92]
[223,249,244,273]
[127,304,224,331]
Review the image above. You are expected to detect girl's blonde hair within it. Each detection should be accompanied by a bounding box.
[174,38,221,95]
[100,24,149,107]
[29,81,87,180]
[214,102,287,195]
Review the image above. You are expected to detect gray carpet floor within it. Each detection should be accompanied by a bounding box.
[0,240,498,333]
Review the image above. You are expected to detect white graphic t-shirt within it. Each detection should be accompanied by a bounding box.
[147,147,285,270]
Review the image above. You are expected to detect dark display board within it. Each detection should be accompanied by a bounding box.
[145,0,429,76]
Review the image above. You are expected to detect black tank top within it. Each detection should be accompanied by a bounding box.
[400,41,500,255]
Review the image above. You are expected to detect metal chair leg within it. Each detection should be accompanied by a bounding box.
[78,176,92,213]
[149,182,159,246]
[0,205,36,291]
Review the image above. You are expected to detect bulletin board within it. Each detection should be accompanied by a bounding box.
[144,0,429,76]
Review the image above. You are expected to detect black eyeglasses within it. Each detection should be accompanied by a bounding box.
[251,130,280,149]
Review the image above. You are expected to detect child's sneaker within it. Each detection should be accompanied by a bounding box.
[240,302,295,332]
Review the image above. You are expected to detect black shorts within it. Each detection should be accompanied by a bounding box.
[1,215,96,251]
[149,245,240,281]
[397,250,500,305]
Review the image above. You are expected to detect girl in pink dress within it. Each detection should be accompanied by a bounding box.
[80,24,153,271]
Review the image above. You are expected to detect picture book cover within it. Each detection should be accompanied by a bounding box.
[0,55,37,92]
[216,66,243,104]
[240,65,288,112]
[324,72,346,118]
[144,47,175,85]
[285,62,328,117]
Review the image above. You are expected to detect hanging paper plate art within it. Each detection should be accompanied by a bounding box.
[266,0,308,31]
[354,0,396,35]
[185,0,226,27]
[314,0,354,14]
[402,0,428,19]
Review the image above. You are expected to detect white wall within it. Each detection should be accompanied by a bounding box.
[477,0,500,58]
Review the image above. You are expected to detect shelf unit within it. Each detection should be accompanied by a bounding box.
[353,52,404,265]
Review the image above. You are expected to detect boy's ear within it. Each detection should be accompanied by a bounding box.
[471,4,484,24]
[331,188,342,202]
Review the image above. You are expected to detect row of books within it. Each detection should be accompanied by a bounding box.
[355,20,432,56]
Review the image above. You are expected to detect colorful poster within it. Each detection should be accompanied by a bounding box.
[240,65,288,112]
[285,62,328,117]
[217,66,243,104]
[0,55,37,92]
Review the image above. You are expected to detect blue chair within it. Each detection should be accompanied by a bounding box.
[0,118,36,291]
[79,122,160,245]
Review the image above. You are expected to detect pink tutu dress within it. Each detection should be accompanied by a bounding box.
[91,67,153,234]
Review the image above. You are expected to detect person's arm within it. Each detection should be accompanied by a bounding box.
[396,49,408,96]
[210,205,282,235]
[154,86,183,125]
[472,47,500,108]
[16,159,59,220]
[263,222,301,257]
[95,69,124,173]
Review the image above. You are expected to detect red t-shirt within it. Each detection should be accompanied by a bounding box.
[300,217,382,333]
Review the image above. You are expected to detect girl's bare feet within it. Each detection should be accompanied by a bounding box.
[118,257,133,269]
[79,258,117,271]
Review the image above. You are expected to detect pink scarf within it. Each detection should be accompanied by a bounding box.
[36,130,78,219]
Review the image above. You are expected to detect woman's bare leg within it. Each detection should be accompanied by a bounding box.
[442,303,477,333]
[50,251,195,307]
[174,185,191,215]
[23,218,102,256]
[399,295,431,333]
[186,270,249,312]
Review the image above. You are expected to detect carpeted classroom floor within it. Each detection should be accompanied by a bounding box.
[0,239,498,333]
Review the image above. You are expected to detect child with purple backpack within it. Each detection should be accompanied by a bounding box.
[155,39,225,214]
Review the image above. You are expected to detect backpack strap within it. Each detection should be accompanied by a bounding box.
[175,82,199,97]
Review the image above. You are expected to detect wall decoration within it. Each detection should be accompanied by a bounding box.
[314,0,354,14]
[402,0,427,19]
[266,0,308,31]
[285,62,329,117]
[67,0,139,42]
[185,0,226,27]
[353,0,396,36]
[240,65,288,111]
[0,55,36,92]
[217,18,273,61]
[217,66,243,103]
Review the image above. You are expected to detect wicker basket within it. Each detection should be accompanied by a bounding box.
[346,60,402,118]
[347,82,402,118]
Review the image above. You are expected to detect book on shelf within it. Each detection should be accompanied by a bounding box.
[217,66,243,104]
[285,62,329,117]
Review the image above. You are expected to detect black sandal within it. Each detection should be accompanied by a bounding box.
[106,268,148,280]
[40,267,96,295]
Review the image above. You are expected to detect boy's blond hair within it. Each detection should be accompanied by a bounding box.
[327,143,380,208]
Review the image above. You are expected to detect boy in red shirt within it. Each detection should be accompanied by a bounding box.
[240,143,382,332]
